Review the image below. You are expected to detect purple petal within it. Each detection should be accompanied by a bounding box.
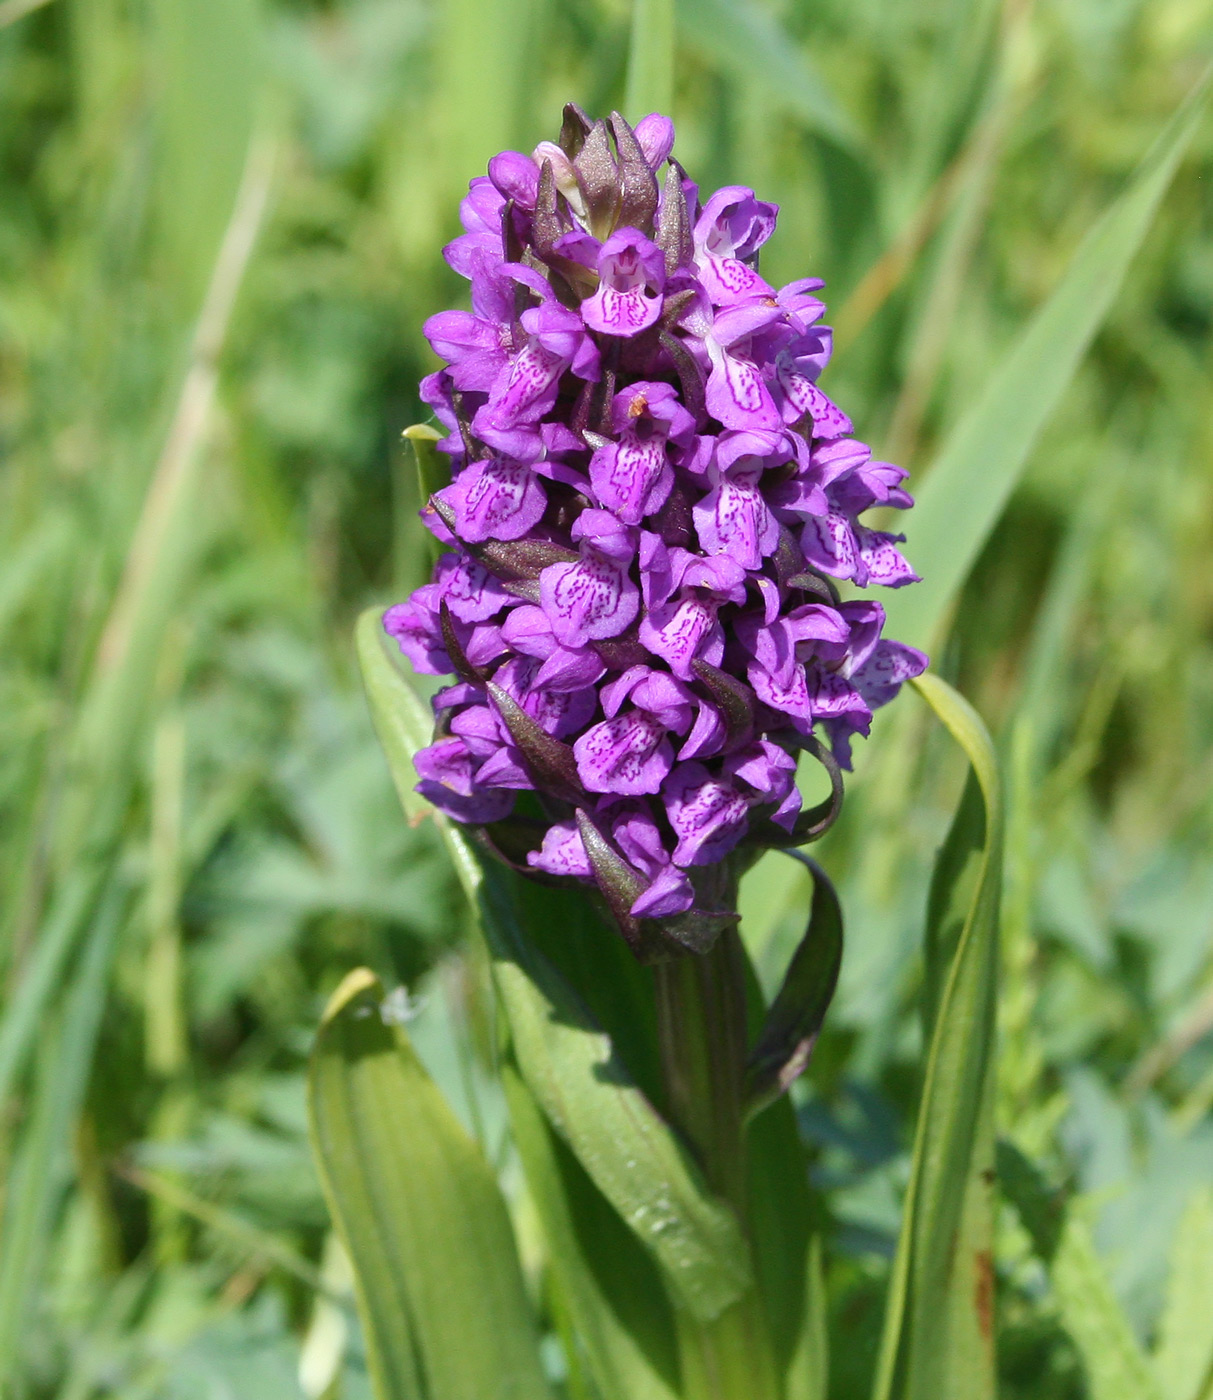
[630,864,695,918]
[693,468,780,569]
[800,512,859,581]
[664,762,750,866]
[705,344,783,431]
[573,712,674,795]
[590,434,673,524]
[857,529,920,587]
[528,821,592,877]
[539,556,640,648]
[442,456,547,543]
[583,285,663,337]
[635,113,676,169]
[435,554,510,622]
[488,151,540,208]
[384,597,449,675]
[853,640,929,709]
[639,596,721,678]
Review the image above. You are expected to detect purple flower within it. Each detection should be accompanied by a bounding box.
[385,108,928,952]
[582,228,666,337]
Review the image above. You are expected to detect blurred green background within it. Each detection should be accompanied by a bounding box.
[1,0,1211,1395]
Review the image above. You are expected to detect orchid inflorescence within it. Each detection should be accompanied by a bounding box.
[386,105,927,958]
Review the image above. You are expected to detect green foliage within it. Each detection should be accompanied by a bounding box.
[1,0,1212,1395]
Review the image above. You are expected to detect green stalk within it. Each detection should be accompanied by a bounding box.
[654,930,780,1400]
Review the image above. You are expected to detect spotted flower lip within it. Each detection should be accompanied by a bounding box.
[386,106,927,957]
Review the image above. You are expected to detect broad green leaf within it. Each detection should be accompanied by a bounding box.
[625,0,675,121]
[356,614,753,1321]
[872,673,1003,1400]
[674,0,861,151]
[1154,1187,1213,1400]
[883,66,1212,654]
[1051,1214,1163,1400]
[503,1064,680,1400]
[308,967,551,1400]
[0,880,126,1376]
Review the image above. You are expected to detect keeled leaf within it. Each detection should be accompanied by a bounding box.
[745,852,843,1119]
[883,65,1212,654]
[1051,1213,1164,1400]
[308,967,551,1400]
[355,613,754,1322]
[871,672,1003,1400]
[502,1064,681,1400]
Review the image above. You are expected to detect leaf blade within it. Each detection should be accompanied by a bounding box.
[872,673,1003,1400]
[308,968,551,1400]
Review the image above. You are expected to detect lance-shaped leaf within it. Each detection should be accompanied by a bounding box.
[308,968,551,1400]
[355,609,435,825]
[659,329,706,420]
[487,680,585,804]
[355,621,754,1322]
[872,673,1003,1400]
[744,852,842,1119]
[439,600,488,686]
[612,111,659,234]
[559,101,592,159]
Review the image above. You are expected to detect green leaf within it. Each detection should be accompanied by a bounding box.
[872,672,1003,1400]
[625,0,675,122]
[356,615,754,1322]
[308,967,551,1400]
[674,0,861,152]
[1051,1213,1163,1400]
[745,852,843,1118]
[883,65,1212,654]
[503,1063,681,1400]
[784,1235,829,1400]
[1153,1187,1213,1400]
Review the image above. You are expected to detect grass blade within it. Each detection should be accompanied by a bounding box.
[674,0,861,152]
[872,673,1003,1400]
[308,968,551,1400]
[625,0,675,121]
[883,65,1212,653]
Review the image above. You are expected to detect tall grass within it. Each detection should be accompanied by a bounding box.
[0,0,1210,1395]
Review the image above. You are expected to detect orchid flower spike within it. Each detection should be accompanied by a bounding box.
[386,107,927,960]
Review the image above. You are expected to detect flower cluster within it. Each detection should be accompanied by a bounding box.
[386,106,926,946]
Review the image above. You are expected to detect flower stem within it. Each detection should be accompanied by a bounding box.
[653,930,781,1400]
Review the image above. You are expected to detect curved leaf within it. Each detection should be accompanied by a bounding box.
[308,968,551,1400]
[872,672,1003,1400]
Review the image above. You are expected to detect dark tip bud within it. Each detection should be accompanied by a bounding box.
[487,681,585,805]
[591,627,650,671]
[648,480,694,548]
[610,111,659,235]
[559,102,593,159]
[533,160,563,252]
[659,330,706,422]
[501,197,525,266]
[658,287,698,330]
[772,527,804,591]
[576,120,622,239]
[691,658,756,750]
[439,600,489,686]
[656,163,694,275]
